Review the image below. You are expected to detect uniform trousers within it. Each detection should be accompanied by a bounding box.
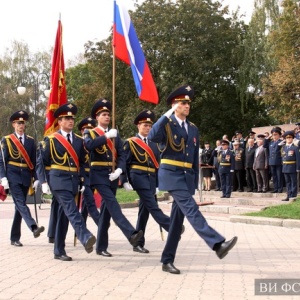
[284,172,297,198]
[81,185,100,226]
[220,173,232,197]
[94,184,137,252]
[136,189,170,246]
[9,181,36,241]
[161,190,224,264]
[270,165,283,192]
[52,190,93,256]
[47,196,59,239]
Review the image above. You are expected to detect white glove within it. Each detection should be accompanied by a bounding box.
[230,170,234,173]
[105,129,117,139]
[41,182,51,195]
[123,182,133,191]
[109,168,122,181]
[278,140,286,146]
[79,185,85,193]
[155,187,159,195]
[293,139,299,147]
[164,103,179,118]
[33,180,39,190]
[1,177,9,190]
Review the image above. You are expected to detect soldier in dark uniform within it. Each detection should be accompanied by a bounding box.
[148,85,237,274]
[123,110,171,253]
[77,117,100,225]
[0,110,44,247]
[218,140,235,198]
[83,99,143,257]
[210,140,222,191]
[37,103,96,261]
[263,127,283,193]
[232,141,245,192]
[281,131,300,201]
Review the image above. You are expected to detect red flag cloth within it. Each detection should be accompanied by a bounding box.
[113,0,158,104]
[44,20,67,136]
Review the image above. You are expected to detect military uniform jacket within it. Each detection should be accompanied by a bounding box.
[148,115,199,195]
[263,138,282,165]
[218,150,235,174]
[83,128,125,188]
[123,135,159,193]
[233,148,245,170]
[281,144,300,173]
[37,131,86,194]
[0,133,35,187]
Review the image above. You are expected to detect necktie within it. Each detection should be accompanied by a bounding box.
[67,133,72,144]
[19,137,22,145]
[181,121,187,133]
[143,138,147,144]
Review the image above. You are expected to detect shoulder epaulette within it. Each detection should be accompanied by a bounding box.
[189,122,197,127]
[74,133,83,139]
[26,135,34,139]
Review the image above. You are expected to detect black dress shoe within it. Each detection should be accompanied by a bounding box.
[220,196,226,198]
[84,235,96,253]
[215,236,238,259]
[272,191,278,193]
[54,254,72,261]
[48,237,55,244]
[162,262,180,274]
[11,240,23,247]
[281,198,289,201]
[133,245,149,253]
[96,250,112,257]
[33,226,45,238]
[247,189,253,192]
[129,230,143,247]
[226,196,230,198]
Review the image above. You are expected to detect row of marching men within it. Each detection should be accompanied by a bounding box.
[0,85,237,275]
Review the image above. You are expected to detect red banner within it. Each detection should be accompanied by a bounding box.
[44,19,67,136]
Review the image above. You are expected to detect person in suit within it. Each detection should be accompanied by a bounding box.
[253,135,269,193]
[210,140,222,191]
[122,110,171,253]
[281,131,300,201]
[218,140,235,198]
[77,117,100,225]
[37,103,96,261]
[244,138,257,192]
[0,110,45,247]
[83,99,143,257]
[263,127,283,193]
[148,85,237,274]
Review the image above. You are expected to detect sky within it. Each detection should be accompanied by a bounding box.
[0,0,254,63]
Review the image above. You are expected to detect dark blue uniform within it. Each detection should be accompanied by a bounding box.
[281,143,300,199]
[38,130,95,256]
[123,134,170,249]
[263,138,283,192]
[218,149,235,198]
[148,114,225,265]
[84,128,140,253]
[0,133,39,242]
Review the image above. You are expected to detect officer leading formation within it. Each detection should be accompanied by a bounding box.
[0,85,238,274]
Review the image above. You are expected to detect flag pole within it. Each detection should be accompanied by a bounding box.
[112,31,116,172]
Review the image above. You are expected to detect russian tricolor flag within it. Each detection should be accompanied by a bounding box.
[113,0,159,104]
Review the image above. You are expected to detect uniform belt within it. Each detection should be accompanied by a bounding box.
[220,163,231,166]
[8,161,28,168]
[45,166,51,171]
[50,165,78,172]
[283,161,296,164]
[131,165,156,173]
[90,162,116,167]
[161,159,192,169]
[85,168,90,172]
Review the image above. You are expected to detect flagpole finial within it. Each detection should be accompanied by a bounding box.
[59,12,61,20]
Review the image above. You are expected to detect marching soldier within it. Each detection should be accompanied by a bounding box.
[148,85,237,274]
[281,130,300,201]
[122,110,171,253]
[37,103,96,261]
[0,110,44,247]
[218,140,235,198]
[77,117,100,225]
[83,99,143,257]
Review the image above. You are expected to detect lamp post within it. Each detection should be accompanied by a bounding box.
[17,73,50,142]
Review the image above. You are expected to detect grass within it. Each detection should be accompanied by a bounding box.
[244,198,300,219]
[116,188,140,203]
